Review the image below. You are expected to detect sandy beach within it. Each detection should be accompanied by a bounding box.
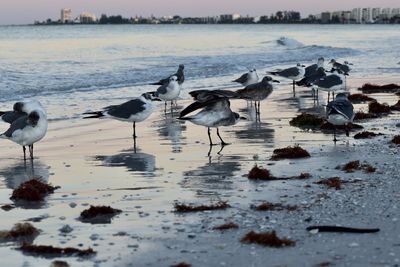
[0,72,399,267]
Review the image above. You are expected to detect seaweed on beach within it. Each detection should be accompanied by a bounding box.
[0,223,40,243]
[359,83,400,94]
[170,263,191,267]
[79,205,122,224]
[1,204,15,211]
[369,101,391,114]
[252,202,298,211]
[315,177,343,190]
[271,145,310,160]
[341,160,376,173]
[289,113,324,129]
[174,201,230,213]
[248,165,274,180]
[392,135,400,145]
[348,93,376,103]
[212,222,239,231]
[11,179,60,202]
[353,111,379,121]
[18,243,96,258]
[241,230,295,247]
[354,131,383,139]
[390,100,400,111]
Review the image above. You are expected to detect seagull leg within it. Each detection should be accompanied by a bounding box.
[333,128,337,143]
[164,102,167,113]
[292,80,296,96]
[332,92,335,100]
[132,122,137,139]
[345,124,350,137]
[207,127,216,146]
[23,146,26,161]
[217,128,229,146]
[328,92,330,102]
[29,145,34,159]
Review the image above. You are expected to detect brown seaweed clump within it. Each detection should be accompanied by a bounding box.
[19,243,95,257]
[253,202,298,211]
[368,101,391,114]
[170,263,192,267]
[174,201,230,213]
[320,122,363,131]
[241,230,295,247]
[248,165,274,180]
[392,135,400,145]
[354,131,383,139]
[79,205,122,224]
[315,177,343,190]
[390,100,400,111]
[11,179,60,201]
[359,83,400,94]
[212,222,239,231]
[353,111,379,121]
[0,223,40,242]
[289,113,324,129]
[1,204,15,211]
[50,261,70,267]
[271,145,310,160]
[348,93,376,103]
[341,160,376,173]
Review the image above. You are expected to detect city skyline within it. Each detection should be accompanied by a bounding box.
[1,0,400,25]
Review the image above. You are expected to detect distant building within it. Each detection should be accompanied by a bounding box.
[321,12,331,23]
[362,8,373,23]
[61,8,72,23]
[232,13,241,20]
[381,8,392,19]
[79,12,97,23]
[351,8,362,23]
[372,8,381,20]
[392,8,400,17]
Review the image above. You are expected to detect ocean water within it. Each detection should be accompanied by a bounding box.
[0,24,399,119]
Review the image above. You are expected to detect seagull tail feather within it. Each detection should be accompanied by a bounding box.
[82,111,104,119]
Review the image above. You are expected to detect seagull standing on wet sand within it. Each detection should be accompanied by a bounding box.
[83,92,160,141]
[311,70,346,101]
[0,109,48,160]
[178,95,243,146]
[267,63,305,96]
[150,64,185,86]
[153,76,181,112]
[232,68,259,86]
[326,93,354,142]
[236,76,280,117]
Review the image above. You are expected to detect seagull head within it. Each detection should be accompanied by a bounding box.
[296,63,306,68]
[261,76,280,83]
[329,59,336,64]
[28,111,40,126]
[178,64,184,70]
[13,102,24,112]
[169,75,178,82]
[335,92,349,100]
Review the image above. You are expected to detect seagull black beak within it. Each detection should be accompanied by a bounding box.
[152,97,162,101]
[240,116,248,120]
[301,65,306,67]
[273,80,280,83]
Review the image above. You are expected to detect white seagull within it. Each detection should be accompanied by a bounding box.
[153,75,181,112]
[232,68,259,86]
[326,93,354,142]
[0,109,48,160]
[267,63,305,95]
[83,92,160,139]
[312,70,346,101]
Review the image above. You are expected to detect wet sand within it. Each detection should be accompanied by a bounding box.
[0,76,399,266]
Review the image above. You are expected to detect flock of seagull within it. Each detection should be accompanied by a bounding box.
[0,58,355,160]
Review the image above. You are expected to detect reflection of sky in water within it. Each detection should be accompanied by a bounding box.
[153,112,187,153]
[0,160,50,189]
[93,147,156,174]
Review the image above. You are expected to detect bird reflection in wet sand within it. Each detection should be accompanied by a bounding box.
[93,147,156,174]
[153,114,186,153]
[234,117,275,146]
[0,160,49,189]
[181,155,242,197]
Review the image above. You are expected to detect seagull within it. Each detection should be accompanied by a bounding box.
[1,100,46,124]
[296,57,325,86]
[312,70,346,101]
[150,64,185,86]
[326,93,354,142]
[296,67,326,87]
[267,63,305,96]
[232,68,259,86]
[236,76,280,117]
[178,96,243,146]
[83,92,160,140]
[329,59,351,75]
[153,76,180,112]
[0,110,48,160]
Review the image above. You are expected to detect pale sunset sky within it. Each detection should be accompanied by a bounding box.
[0,0,399,25]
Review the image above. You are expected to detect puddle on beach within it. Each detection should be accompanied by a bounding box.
[0,78,399,266]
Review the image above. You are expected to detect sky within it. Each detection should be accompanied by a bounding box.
[0,0,399,25]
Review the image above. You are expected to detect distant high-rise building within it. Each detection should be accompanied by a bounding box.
[372,8,381,20]
[61,8,72,23]
[79,12,97,23]
[381,8,392,19]
[321,12,331,23]
[351,8,362,23]
[362,8,372,23]
[392,8,400,17]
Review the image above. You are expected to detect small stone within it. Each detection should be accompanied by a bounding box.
[59,224,73,234]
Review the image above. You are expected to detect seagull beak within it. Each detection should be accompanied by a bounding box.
[240,116,247,120]
[152,97,162,101]
[301,65,306,67]
[272,80,280,83]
